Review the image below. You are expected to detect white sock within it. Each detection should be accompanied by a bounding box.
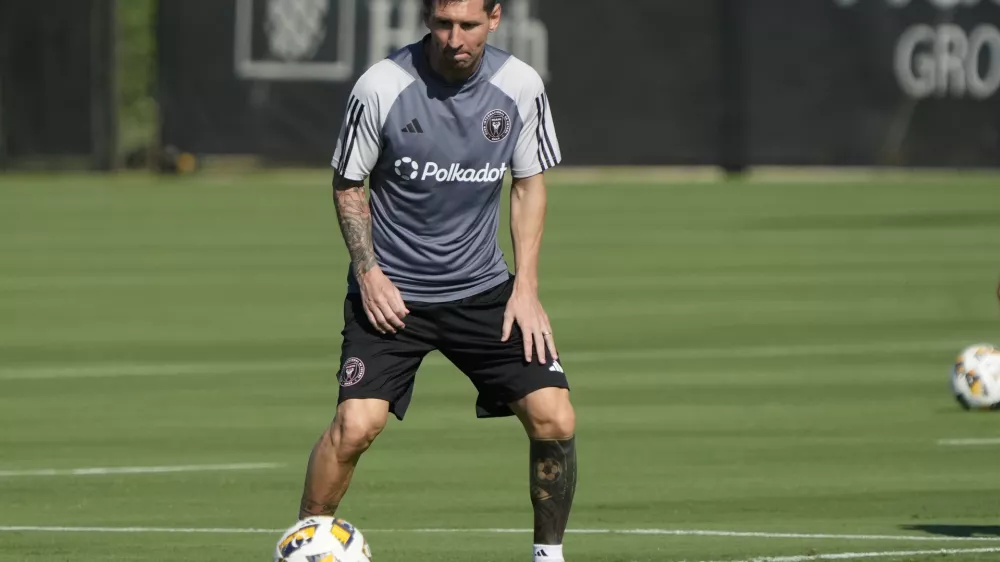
[533,544,564,562]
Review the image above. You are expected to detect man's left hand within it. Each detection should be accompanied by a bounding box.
[502,286,557,364]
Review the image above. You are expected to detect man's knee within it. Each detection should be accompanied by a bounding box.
[329,399,389,460]
[514,388,576,439]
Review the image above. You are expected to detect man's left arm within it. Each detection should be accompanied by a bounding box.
[502,172,557,365]
[502,65,562,364]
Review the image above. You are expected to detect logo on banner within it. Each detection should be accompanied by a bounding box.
[265,0,330,61]
[237,0,548,83]
[234,0,355,82]
[833,0,1000,99]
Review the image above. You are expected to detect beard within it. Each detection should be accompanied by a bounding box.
[444,49,478,69]
[426,34,484,81]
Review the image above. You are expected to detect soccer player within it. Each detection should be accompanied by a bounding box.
[296,1,577,561]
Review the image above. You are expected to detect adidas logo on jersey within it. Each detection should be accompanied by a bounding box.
[401,118,423,133]
[393,157,508,183]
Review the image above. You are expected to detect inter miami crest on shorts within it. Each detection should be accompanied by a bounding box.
[339,357,366,387]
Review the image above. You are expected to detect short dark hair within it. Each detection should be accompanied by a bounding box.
[422,0,499,18]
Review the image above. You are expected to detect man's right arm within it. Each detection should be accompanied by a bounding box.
[331,173,409,334]
[332,174,377,276]
[330,62,413,333]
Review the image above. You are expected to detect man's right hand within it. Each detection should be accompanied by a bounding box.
[358,266,409,334]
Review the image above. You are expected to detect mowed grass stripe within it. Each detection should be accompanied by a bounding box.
[0,526,998,543]
[0,463,283,478]
[0,339,968,380]
[695,547,1000,562]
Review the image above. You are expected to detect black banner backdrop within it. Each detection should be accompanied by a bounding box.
[745,0,1000,166]
[0,0,116,170]
[157,0,1000,168]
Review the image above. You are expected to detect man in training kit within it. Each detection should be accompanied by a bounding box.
[296,1,577,560]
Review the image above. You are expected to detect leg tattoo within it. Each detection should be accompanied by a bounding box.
[299,498,339,518]
[530,436,577,545]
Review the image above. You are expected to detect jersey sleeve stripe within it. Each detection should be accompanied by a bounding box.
[337,97,360,157]
[535,96,554,170]
[338,98,366,178]
[539,93,559,165]
[336,96,360,173]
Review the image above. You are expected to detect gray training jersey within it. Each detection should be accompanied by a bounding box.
[330,37,562,303]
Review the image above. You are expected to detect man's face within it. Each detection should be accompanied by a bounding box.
[426,0,501,74]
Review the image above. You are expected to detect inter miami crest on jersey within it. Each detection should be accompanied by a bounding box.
[482,109,511,142]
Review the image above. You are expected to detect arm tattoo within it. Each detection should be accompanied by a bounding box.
[299,498,340,518]
[333,181,378,275]
[530,436,577,545]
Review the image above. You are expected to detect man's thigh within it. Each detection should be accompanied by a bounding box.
[336,295,436,421]
[436,277,569,418]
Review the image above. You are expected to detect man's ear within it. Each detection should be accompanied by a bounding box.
[489,3,502,33]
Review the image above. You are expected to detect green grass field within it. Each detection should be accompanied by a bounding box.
[1,170,999,562]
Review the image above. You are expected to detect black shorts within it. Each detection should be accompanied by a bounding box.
[335,275,569,420]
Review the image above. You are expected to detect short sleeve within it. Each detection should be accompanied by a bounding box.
[511,77,562,178]
[330,81,383,182]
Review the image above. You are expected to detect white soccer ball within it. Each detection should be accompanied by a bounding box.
[951,343,1000,410]
[273,517,372,562]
